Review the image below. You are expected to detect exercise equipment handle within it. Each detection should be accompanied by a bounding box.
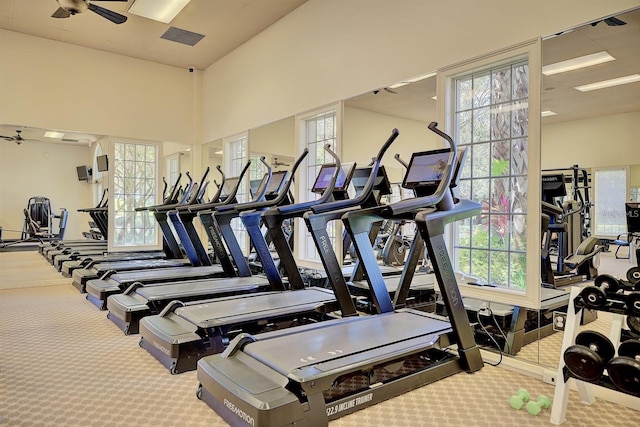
[384,122,457,216]
[312,128,399,214]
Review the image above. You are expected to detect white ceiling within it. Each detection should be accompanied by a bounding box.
[346,8,640,126]
[0,3,638,145]
[0,0,308,70]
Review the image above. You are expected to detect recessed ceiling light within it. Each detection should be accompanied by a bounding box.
[44,131,65,139]
[574,74,640,92]
[431,96,437,101]
[542,51,615,76]
[128,0,191,24]
[214,150,223,155]
[541,111,557,117]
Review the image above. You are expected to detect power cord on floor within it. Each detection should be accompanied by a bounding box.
[476,306,511,366]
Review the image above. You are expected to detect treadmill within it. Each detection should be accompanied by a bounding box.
[70,171,213,293]
[195,123,484,426]
[107,154,309,336]
[58,174,202,275]
[135,142,382,373]
[85,159,291,310]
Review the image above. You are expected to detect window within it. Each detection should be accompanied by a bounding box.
[166,154,180,187]
[112,142,158,248]
[224,133,248,251]
[453,60,529,290]
[439,39,542,308]
[295,106,341,266]
[593,167,627,238]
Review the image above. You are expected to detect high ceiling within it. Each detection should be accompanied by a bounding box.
[0,3,638,145]
[0,0,309,70]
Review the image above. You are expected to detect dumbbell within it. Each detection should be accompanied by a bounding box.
[627,292,640,316]
[525,395,551,416]
[580,275,620,308]
[508,388,530,409]
[607,339,640,396]
[564,330,615,382]
[626,266,640,287]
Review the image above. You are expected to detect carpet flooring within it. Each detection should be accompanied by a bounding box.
[0,250,638,426]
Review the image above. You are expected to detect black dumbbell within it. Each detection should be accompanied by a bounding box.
[627,292,640,317]
[626,266,640,287]
[607,339,640,396]
[580,275,619,308]
[564,330,615,382]
[628,316,640,337]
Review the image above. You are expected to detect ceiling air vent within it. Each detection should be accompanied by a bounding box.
[161,27,205,46]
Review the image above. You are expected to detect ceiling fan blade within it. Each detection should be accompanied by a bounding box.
[87,3,127,24]
[51,7,71,18]
[0,135,15,141]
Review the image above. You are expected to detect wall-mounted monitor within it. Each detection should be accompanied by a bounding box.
[96,154,109,172]
[76,165,91,182]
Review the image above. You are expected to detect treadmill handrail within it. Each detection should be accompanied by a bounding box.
[228,148,309,212]
[187,160,252,213]
[311,128,399,214]
[154,167,211,212]
[382,122,457,216]
[252,156,273,203]
[275,144,342,215]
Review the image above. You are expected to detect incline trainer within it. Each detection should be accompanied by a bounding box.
[195,123,483,426]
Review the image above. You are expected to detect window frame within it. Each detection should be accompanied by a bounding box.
[438,39,542,309]
[293,102,343,270]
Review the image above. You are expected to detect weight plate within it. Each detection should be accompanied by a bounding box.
[593,274,620,293]
[564,345,604,382]
[627,266,640,284]
[580,286,607,309]
[607,357,640,396]
[627,316,640,336]
[627,293,640,316]
[575,330,616,363]
[617,339,640,360]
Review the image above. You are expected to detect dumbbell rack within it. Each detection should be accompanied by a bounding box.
[549,286,639,424]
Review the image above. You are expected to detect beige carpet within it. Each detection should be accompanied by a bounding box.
[0,250,638,426]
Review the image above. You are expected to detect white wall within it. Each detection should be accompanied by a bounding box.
[0,140,92,240]
[344,106,439,182]
[248,116,295,159]
[202,0,640,142]
[541,110,640,169]
[0,29,195,145]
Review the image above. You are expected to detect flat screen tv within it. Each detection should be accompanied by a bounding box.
[76,165,91,182]
[96,154,108,172]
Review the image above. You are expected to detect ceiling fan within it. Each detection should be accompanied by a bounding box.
[272,157,290,167]
[52,0,128,25]
[0,130,38,145]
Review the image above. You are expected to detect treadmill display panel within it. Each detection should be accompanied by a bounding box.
[351,165,392,195]
[402,148,451,190]
[311,162,356,193]
[265,170,288,194]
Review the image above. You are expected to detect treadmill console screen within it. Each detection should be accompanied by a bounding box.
[311,162,356,193]
[222,177,239,198]
[265,171,288,194]
[351,166,392,195]
[402,148,451,190]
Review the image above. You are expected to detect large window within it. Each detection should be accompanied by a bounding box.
[224,133,248,251]
[593,167,627,238]
[112,142,158,248]
[295,106,341,266]
[453,60,530,290]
